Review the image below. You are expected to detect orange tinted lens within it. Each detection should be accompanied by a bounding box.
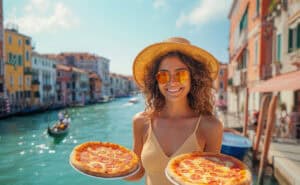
[156,71,170,84]
[176,70,189,84]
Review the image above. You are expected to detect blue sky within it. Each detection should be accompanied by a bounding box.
[4,0,233,75]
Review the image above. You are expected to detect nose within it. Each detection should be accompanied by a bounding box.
[168,73,178,84]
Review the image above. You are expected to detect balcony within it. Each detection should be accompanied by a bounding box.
[32,79,40,85]
[262,64,273,80]
[24,67,33,75]
[232,70,247,87]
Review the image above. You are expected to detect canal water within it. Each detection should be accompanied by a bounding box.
[0,96,278,185]
[0,96,145,185]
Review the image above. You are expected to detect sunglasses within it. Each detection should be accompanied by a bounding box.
[156,70,189,85]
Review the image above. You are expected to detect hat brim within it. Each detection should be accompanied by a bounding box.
[133,42,219,89]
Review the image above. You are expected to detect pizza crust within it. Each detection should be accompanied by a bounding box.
[166,152,252,185]
[70,141,139,178]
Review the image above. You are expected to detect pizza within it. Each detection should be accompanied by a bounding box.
[166,152,252,185]
[70,141,139,178]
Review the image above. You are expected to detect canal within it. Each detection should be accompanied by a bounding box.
[0,96,278,185]
[0,96,145,185]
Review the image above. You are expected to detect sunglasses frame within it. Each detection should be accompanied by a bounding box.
[155,69,190,85]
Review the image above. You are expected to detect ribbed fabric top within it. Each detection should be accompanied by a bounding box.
[141,116,203,185]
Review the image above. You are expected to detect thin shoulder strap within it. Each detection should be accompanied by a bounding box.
[194,115,202,133]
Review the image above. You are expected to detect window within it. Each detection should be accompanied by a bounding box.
[220,82,224,90]
[288,28,293,52]
[18,55,22,66]
[254,39,258,65]
[239,8,248,32]
[220,69,224,76]
[297,24,300,48]
[26,77,31,87]
[19,76,23,86]
[8,35,12,44]
[256,0,260,15]
[18,39,22,46]
[276,34,282,61]
[26,51,29,61]
[288,24,300,53]
[10,75,13,86]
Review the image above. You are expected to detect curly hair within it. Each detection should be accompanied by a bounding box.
[142,51,215,116]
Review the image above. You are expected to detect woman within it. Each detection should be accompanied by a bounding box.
[126,37,223,185]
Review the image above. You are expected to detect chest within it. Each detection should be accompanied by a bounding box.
[149,118,204,157]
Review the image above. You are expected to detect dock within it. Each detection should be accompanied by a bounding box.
[218,111,300,185]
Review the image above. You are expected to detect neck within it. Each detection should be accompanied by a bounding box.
[159,98,195,118]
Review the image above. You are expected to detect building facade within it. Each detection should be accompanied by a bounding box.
[32,52,57,106]
[228,0,272,115]
[4,28,33,113]
[269,0,300,112]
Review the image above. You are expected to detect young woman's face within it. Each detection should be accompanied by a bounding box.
[156,56,191,101]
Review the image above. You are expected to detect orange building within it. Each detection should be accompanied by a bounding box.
[227,0,272,114]
[4,27,33,113]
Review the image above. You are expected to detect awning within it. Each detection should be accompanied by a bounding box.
[250,70,300,92]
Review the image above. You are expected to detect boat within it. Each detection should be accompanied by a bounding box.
[221,132,252,160]
[47,123,69,137]
[129,97,139,104]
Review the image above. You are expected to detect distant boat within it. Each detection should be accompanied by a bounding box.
[47,123,69,137]
[98,96,110,103]
[48,112,71,137]
[129,97,139,104]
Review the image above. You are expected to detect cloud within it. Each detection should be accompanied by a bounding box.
[176,0,232,28]
[5,0,79,34]
[153,0,167,9]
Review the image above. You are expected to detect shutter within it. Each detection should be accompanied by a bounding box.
[288,29,293,52]
[297,24,300,48]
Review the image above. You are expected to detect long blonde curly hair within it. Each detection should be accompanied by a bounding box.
[142,51,215,116]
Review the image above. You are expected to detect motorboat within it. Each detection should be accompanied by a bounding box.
[221,132,252,160]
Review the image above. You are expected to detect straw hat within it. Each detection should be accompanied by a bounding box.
[132,37,219,89]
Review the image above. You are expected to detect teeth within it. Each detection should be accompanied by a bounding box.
[167,88,181,92]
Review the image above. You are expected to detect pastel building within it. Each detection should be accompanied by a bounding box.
[268,0,300,112]
[46,52,111,99]
[31,52,57,106]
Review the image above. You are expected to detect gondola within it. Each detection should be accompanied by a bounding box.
[47,123,69,137]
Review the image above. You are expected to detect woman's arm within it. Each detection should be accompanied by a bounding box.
[124,112,147,181]
[201,116,224,153]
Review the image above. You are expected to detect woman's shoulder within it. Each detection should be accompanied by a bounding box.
[200,115,223,130]
[132,111,151,129]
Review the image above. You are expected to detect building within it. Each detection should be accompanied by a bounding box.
[31,52,57,107]
[4,27,33,113]
[46,52,111,99]
[0,0,7,115]
[268,0,300,112]
[109,73,132,98]
[214,63,228,110]
[89,72,102,103]
[56,64,72,106]
[227,0,273,115]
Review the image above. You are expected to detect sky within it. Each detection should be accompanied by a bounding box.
[3,0,233,75]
